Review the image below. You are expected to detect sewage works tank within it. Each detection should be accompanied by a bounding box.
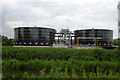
[14,27,56,46]
[74,29,113,46]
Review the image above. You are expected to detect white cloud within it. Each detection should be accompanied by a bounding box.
[1,0,119,39]
[30,7,51,17]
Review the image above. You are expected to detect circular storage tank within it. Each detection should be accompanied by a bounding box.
[14,27,56,46]
[74,29,113,46]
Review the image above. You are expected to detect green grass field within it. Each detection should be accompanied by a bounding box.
[2,46,119,79]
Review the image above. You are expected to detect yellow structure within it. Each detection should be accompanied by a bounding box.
[95,38,98,48]
[76,37,79,47]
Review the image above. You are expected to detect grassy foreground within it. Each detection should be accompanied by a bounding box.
[2,46,119,79]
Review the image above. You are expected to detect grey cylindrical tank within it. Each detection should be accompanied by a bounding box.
[74,29,113,46]
[14,27,56,46]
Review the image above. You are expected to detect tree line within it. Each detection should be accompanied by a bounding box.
[0,35,14,46]
[112,38,120,45]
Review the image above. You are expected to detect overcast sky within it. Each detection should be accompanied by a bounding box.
[0,0,119,39]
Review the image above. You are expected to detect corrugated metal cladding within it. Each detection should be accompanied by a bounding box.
[74,29,113,46]
[14,27,56,46]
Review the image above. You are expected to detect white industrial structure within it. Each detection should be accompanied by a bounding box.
[118,1,120,38]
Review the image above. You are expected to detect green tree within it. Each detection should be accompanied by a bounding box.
[112,38,120,45]
[2,35,14,46]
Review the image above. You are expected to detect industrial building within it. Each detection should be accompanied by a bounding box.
[14,26,113,47]
[14,27,56,46]
[74,29,113,46]
[55,29,73,46]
